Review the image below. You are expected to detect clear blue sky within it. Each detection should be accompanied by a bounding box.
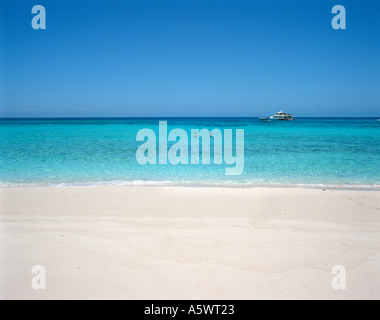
[0,0,379,117]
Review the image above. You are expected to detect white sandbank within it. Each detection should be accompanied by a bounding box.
[0,186,379,300]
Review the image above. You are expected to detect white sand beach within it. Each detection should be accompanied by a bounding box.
[0,186,379,300]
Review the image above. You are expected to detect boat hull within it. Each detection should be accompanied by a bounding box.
[269,117,294,121]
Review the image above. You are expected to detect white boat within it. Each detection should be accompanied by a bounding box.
[269,110,294,121]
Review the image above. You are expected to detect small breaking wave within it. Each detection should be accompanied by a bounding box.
[0,180,379,190]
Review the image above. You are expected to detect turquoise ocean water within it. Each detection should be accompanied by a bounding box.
[0,118,379,188]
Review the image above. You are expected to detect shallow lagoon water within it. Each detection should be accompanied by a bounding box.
[0,117,379,188]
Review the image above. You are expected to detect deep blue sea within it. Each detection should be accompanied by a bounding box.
[0,117,379,188]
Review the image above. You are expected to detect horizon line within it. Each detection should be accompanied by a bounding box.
[0,116,379,119]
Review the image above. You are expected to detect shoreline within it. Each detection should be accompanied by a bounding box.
[0,182,379,191]
[1,186,380,299]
